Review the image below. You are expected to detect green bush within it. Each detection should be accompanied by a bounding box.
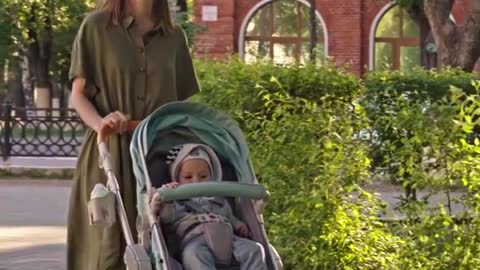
[239,87,405,269]
[384,84,480,269]
[193,58,480,268]
[364,67,478,101]
[250,82,480,269]
[196,61,402,268]
[391,211,480,269]
[362,68,479,189]
[193,57,360,118]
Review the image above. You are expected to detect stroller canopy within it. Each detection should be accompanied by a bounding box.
[130,101,256,200]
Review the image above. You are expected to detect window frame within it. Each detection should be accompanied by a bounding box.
[239,0,328,63]
[373,5,420,70]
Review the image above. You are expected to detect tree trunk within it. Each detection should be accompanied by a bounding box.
[11,58,27,119]
[309,0,318,63]
[26,4,52,111]
[35,23,53,110]
[458,0,480,71]
[19,51,34,109]
[424,0,480,71]
[406,2,437,69]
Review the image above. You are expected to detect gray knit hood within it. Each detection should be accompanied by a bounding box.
[166,143,223,182]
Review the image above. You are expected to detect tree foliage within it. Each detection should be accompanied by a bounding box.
[0,0,93,105]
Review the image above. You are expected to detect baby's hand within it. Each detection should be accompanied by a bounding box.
[161,181,179,189]
[234,223,250,238]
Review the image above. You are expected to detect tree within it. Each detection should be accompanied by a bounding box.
[395,0,480,72]
[402,1,437,69]
[0,17,13,102]
[0,0,92,108]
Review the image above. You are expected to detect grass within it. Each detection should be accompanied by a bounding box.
[0,168,74,180]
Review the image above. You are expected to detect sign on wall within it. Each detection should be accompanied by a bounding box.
[202,5,218,22]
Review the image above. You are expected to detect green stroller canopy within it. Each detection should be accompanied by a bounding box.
[130,101,256,206]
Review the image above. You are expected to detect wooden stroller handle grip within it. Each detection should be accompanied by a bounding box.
[97,120,140,143]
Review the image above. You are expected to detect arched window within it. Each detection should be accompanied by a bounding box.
[241,0,326,64]
[374,5,420,71]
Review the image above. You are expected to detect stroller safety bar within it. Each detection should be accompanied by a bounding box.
[155,182,269,202]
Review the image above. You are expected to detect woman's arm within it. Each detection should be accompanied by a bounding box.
[70,78,102,132]
[70,77,128,134]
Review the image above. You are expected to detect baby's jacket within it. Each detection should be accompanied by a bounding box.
[159,197,244,244]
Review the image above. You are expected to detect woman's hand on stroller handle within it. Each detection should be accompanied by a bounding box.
[97,112,140,143]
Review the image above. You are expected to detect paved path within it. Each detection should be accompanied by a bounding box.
[0,180,70,270]
[0,156,77,169]
[364,182,467,218]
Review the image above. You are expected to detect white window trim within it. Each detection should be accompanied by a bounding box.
[238,0,329,60]
[368,2,395,71]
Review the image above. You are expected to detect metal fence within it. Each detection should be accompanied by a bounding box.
[0,101,85,160]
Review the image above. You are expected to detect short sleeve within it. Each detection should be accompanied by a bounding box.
[175,27,200,100]
[69,17,98,99]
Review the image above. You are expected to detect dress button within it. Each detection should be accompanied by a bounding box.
[136,96,145,101]
[139,67,145,72]
[138,48,145,53]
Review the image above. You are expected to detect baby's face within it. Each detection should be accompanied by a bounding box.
[177,159,210,184]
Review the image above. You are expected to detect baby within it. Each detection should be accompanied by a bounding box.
[158,143,267,270]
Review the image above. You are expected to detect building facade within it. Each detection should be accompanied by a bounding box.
[193,0,472,76]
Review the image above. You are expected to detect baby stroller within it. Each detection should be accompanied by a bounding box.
[89,101,283,270]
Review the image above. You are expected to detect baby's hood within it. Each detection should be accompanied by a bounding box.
[166,143,223,181]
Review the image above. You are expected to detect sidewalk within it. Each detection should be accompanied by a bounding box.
[0,179,71,270]
[0,156,77,169]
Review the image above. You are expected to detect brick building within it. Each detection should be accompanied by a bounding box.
[192,0,472,76]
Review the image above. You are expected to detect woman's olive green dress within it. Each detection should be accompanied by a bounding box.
[67,10,199,270]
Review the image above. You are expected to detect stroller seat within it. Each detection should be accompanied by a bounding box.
[149,145,256,270]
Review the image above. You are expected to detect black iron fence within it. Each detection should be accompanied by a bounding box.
[0,101,85,160]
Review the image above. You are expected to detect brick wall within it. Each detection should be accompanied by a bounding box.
[319,0,362,75]
[193,0,235,58]
[193,0,474,75]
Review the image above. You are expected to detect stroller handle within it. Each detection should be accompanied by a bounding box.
[156,182,268,202]
[97,120,140,142]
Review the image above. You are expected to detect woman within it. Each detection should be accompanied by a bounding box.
[67,0,199,269]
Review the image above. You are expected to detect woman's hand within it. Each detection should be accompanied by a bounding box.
[234,223,250,238]
[161,181,179,189]
[97,111,129,134]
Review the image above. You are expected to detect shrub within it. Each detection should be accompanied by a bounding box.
[194,59,480,268]
[240,86,405,269]
[384,83,480,269]
[364,67,478,102]
[193,57,360,118]
[362,68,479,188]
